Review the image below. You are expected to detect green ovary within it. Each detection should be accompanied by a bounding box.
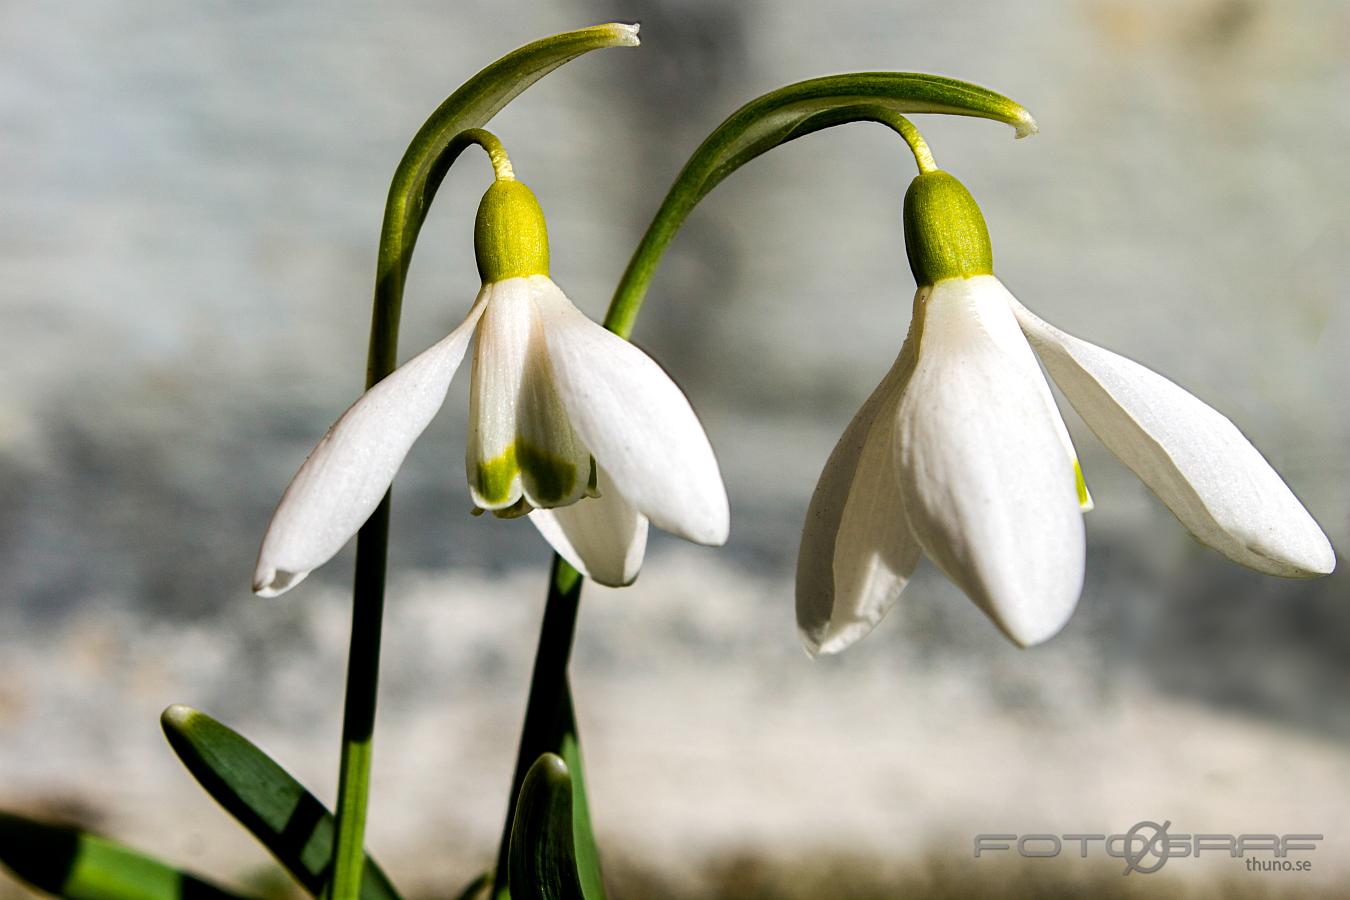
[475,439,578,507]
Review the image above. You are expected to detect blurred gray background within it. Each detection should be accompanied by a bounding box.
[2,0,1347,897]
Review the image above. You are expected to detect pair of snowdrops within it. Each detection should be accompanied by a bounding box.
[254,167,1334,651]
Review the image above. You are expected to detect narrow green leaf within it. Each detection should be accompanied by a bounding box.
[159,706,400,900]
[492,562,604,900]
[556,688,601,899]
[367,21,639,386]
[0,810,247,900]
[507,755,583,900]
[604,72,1037,338]
[452,871,491,900]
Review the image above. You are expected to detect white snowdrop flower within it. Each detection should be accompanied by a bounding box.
[255,175,728,597]
[798,170,1334,653]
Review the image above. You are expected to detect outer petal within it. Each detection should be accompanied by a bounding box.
[467,278,590,511]
[797,305,923,657]
[529,468,649,587]
[254,289,489,596]
[530,276,729,545]
[1009,297,1336,577]
[897,276,1086,647]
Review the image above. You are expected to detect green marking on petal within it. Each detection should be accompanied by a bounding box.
[518,440,578,505]
[1074,458,1094,512]
[476,444,520,506]
[475,439,578,508]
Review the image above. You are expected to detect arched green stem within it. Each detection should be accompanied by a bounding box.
[601,72,1035,338]
[459,128,516,181]
[892,114,937,174]
[325,24,638,900]
[486,70,1037,898]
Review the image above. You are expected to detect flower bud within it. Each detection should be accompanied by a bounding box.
[474,179,550,282]
[902,170,993,286]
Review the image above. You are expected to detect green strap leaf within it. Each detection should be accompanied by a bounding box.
[367,21,639,385]
[159,706,401,900]
[603,72,1037,338]
[0,810,248,900]
[492,563,603,900]
[555,687,601,898]
[507,755,584,900]
[493,684,600,900]
[452,871,492,900]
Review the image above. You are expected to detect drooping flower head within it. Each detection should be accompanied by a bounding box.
[797,167,1334,653]
[255,157,728,597]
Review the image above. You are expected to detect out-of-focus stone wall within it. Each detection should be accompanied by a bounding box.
[1,1,1346,896]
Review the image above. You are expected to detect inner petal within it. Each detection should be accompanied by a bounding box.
[465,278,591,512]
[514,293,591,509]
[467,280,531,510]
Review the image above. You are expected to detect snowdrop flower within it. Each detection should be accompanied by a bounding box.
[255,171,728,596]
[798,169,1335,653]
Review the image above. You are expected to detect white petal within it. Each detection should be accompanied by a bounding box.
[1027,336,1094,512]
[530,277,729,545]
[529,468,649,587]
[984,279,1093,511]
[467,278,590,511]
[797,310,922,656]
[254,289,489,597]
[516,289,592,508]
[1010,297,1335,578]
[897,277,1086,647]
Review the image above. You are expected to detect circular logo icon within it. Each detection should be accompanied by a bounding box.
[1121,819,1173,875]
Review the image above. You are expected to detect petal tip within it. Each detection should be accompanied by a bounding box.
[797,619,876,658]
[797,628,824,660]
[1272,539,1337,579]
[703,514,731,548]
[590,567,641,589]
[663,500,730,547]
[253,564,307,598]
[1300,529,1336,577]
[967,573,1081,650]
[994,604,1073,649]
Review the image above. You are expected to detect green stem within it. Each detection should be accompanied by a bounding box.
[459,128,516,181]
[891,114,938,174]
[492,559,589,899]
[328,500,390,900]
[485,68,1031,899]
[603,73,1033,338]
[602,108,939,338]
[320,24,637,900]
[329,126,523,900]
